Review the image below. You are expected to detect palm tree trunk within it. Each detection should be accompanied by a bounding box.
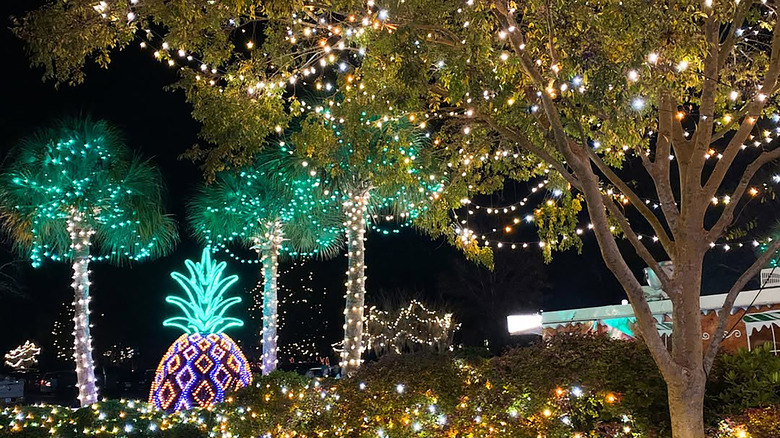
[341,191,368,376]
[69,220,98,406]
[259,226,283,375]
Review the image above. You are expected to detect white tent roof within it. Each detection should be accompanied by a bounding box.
[541,287,780,329]
[507,286,780,335]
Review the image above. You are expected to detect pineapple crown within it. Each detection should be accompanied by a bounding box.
[163,248,243,334]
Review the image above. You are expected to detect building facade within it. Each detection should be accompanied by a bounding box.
[508,268,780,354]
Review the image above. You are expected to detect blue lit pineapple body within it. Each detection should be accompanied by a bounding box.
[149,248,252,412]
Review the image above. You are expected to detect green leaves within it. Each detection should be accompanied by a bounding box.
[708,344,780,416]
[13,0,137,85]
[164,247,243,334]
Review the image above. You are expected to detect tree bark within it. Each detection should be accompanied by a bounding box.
[340,191,368,376]
[667,368,707,438]
[69,220,98,406]
[664,244,708,438]
[259,226,283,375]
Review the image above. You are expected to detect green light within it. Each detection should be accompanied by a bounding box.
[164,248,243,334]
[759,241,780,268]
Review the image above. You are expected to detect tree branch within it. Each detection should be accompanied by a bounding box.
[689,14,721,178]
[707,145,780,239]
[478,113,582,190]
[703,237,780,372]
[586,146,675,253]
[569,154,677,377]
[703,25,780,199]
[652,93,681,232]
[718,0,752,71]
[491,0,575,162]
[603,195,673,292]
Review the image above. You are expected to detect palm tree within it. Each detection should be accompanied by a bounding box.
[0,117,177,406]
[286,100,445,375]
[189,155,343,374]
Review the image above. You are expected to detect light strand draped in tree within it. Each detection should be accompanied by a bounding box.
[0,117,177,407]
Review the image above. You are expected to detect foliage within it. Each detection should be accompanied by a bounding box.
[0,117,177,267]
[15,0,780,432]
[4,339,780,437]
[164,248,242,334]
[738,406,780,438]
[707,344,780,416]
[226,371,326,436]
[757,222,780,268]
[491,334,670,436]
[1,354,640,438]
[281,98,448,240]
[189,150,344,261]
[714,407,780,438]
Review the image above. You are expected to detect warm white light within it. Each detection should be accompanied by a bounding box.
[507,313,543,335]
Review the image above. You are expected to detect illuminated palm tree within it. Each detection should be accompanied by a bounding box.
[285,101,445,376]
[189,154,343,374]
[0,117,177,406]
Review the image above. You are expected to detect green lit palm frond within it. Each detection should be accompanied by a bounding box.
[276,101,447,230]
[189,149,345,260]
[0,117,177,266]
[164,248,242,334]
[189,166,282,250]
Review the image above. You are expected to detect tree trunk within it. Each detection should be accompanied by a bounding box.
[69,221,98,406]
[667,369,707,438]
[341,191,368,376]
[563,148,711,438]
[259,233,281,375]
[665,247,707,438]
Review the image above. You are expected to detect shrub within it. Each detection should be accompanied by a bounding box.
[3,337,776,438]
[708,344,780,417]
[490,334,670,436]
[712,406,780,438]
[227,370,327,436]
[741,406,780,438]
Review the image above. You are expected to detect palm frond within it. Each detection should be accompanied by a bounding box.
[0,117,177,266]
[189,149,345,260]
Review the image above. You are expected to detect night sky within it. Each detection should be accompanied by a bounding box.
[0,2,763,372]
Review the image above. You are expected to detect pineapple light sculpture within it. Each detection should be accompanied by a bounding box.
[149,248,252,412]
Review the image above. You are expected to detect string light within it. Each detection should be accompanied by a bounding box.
[338,191,369,375]
[249,261,331,362]
[3,377,639,438]
[4,341,41,370]
[190,157,344,374]
[0,119,175,406]
[365,300,459,356]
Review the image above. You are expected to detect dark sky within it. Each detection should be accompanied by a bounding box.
[0,2,764,371]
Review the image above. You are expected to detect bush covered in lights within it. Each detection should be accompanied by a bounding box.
[2,347,777,438]
[2,362,639,438]
[493,334,671,435]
